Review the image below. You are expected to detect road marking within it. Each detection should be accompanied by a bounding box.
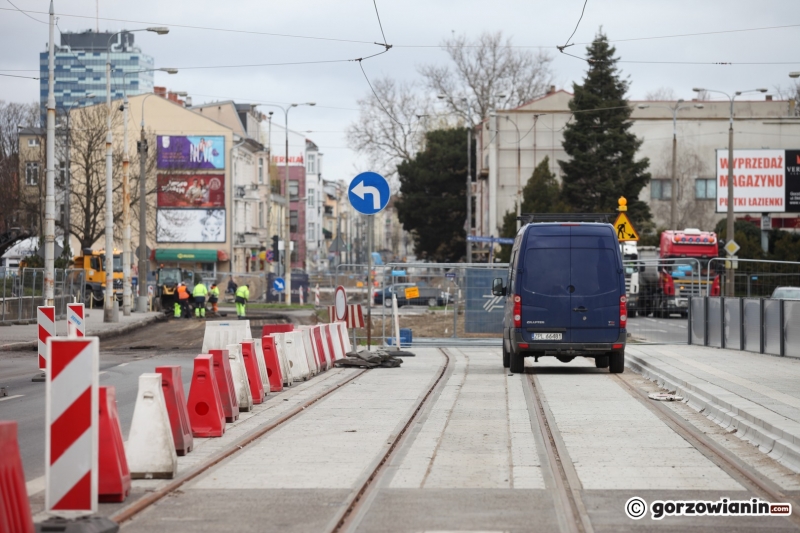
[117,362,129,367]
[0,394,23,402]
[99,371,107,375]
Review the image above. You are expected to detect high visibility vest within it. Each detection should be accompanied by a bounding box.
[235,285,250,300]
[209,286,220,298]
[193,283,208,297]
[177,285,189,300]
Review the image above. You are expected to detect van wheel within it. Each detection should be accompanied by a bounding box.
[510,349,524,374]
[595,355,609,368]
[502,342,510,368]
[609,352,625,374]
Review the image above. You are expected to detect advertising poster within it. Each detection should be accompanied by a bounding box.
[715,149,794,213]
[156,209,226,243]
[157,174,225,208]
[157,135,225,170]
[785,150,800,212]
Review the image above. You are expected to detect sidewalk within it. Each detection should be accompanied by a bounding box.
[626,343,800,474]
[0,310,164,351]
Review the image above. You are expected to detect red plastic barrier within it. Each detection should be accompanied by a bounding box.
[209,349,238,423]
[260,336,284,392]
[323,324,339,361]
[0,421,34,533]
[303,327,325,373]
[240,341,265,404]
[313,325,331,370]
[155,366,193,456]
[187,354,225,437]
[310,326,327,371]
[98,386,131,503]
[262,324,293,337]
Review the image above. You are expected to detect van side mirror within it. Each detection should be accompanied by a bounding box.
[491,278,506,297]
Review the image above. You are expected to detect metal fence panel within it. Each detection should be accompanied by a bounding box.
[785,300,800,358]
[724,297,742,349]
[464,268,507,334]
[707,297,722,348]
[690,297,705,345]
[0,268,84,323]
[764,299,782,356]
[743,298,762,353]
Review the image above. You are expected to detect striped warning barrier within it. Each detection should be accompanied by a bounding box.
[66,303,85,338]
[314,283,320,306]
[327,304,364,328]
[38,306,55,371]
[45,337,99,515]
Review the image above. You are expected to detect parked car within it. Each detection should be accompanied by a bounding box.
[771,287,800,300]
[374,283,450,308]
[493,221,627,374]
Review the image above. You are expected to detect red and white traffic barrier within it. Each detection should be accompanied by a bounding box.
[37,306,55,371]
[45,337,99,515]
[314,283,320,307]
[67,303,85,338]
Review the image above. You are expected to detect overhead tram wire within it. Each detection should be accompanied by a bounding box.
[557,0,589,53]
[5,0,46,24]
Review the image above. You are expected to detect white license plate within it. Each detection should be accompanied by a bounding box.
[532,333,562,341]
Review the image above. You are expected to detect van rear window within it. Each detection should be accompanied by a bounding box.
[571,248,619,296]
[521,248,569,296]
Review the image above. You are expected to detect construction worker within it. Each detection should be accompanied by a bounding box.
[235,283,250,319]
[208,283,220,313]
[177,282,190,319]
[193,279,208,318]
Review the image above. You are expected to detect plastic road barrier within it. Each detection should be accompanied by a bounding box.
[155,366,193,455]
[260,336,284,392]
[311,326,330,371]
[226,344,253,412]
[45,337,99,514]
[318,326,336,368]
[346,304,365,328]
[252,338,269,393]
[298,327,319,375]
[326,324,345,362]
[338,322,353,354]
[285,332,311,381]
[240,341,265,405]
[271,333,294,386]
[98,386,131,503]
[0,421,34,533]
[262,324,293,336]
[209,349,239,423]
[202,320,253,353]
[187,355,226,438]
[126,373,178,479]
[298,326,323,373]
[38,306,55,371]
[66,303,86,338]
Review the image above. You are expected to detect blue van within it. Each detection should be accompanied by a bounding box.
[492,221,627,374]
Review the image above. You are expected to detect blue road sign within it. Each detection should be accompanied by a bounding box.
[348,172,390,215]
[273,277,285,292]
[467,235,514,245]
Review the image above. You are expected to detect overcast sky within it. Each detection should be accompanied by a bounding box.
[1,0,798,183]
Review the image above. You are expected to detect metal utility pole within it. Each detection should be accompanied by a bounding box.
[466,102,473,263]
[121,96,131,315]
[137,122,148,313]
[693,87,767,297]
[44,1,56,306]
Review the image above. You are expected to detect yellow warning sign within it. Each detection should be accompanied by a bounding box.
[613,213,639,242]
[404,286,420,299]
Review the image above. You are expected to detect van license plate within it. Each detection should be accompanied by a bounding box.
[533,333,562,341]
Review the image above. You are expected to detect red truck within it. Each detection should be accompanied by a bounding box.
[638,228,721,317]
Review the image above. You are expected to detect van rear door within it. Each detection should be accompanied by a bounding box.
[570,227,621,343]
[519,226,571,342]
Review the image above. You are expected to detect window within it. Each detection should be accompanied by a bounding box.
[307,223,315,241]
[27,138,40,147]
[25,162,39,186]
[307,153,316,175]
[58,161,67,186]
[290,240,298,263]
[258,202,264,228]
[258,158,264,184]
[289,180,299,201]
[307,188,315,207]
[290,210,298,233]
[650,179,672,200]
[695,178,717,200]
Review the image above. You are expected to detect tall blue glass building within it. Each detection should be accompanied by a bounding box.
[39,30,154,122]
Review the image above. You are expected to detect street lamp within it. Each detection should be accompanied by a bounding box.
[104,26,169,322]
[637,100,703,230]
[259,102,315,304]
[789,72,800,78]
[692,87,767,297]
[61,93,95,255]
[120,68,177,315]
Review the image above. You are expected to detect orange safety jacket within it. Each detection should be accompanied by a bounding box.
[177,285,190,300]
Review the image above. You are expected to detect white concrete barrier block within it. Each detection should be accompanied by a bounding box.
[272,333,294,386]
[202,320,253,353]
[299,326,323,374]
[285,332,310,381]
[226,343,253,412]
[298,327,318,376]
[126,373,178,479]
[253,338,269,392]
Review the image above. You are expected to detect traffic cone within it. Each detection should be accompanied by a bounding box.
[209,349,239,422]
[187,354,226,437]
[155,366,193,456]
[98,386,131,502]
[240,341,265,404]
[260,336,284,392]
[0,421,34,533]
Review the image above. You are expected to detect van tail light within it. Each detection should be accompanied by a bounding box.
[711,275,721,297]
[662,272,675,296]
[513,295,521,328]
[619,295,627,328]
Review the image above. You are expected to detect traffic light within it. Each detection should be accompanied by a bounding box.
[271,235,280,263]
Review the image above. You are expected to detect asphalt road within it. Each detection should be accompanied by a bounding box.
[627,315,689,344]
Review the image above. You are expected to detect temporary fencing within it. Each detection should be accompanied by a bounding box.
[707,258,800,298]
[0,268,85,324]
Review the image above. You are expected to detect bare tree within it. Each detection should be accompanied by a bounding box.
[345,77,432,180]
[651,143,718,230]
[419,31,554,122]
[644,87,677,101]
[774,81,800,116]
[0,101,39,233]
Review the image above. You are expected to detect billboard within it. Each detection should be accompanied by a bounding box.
[157,135,225,170]
[157,174,225,208]
[716,149,800,213]
[156,209,226,243]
